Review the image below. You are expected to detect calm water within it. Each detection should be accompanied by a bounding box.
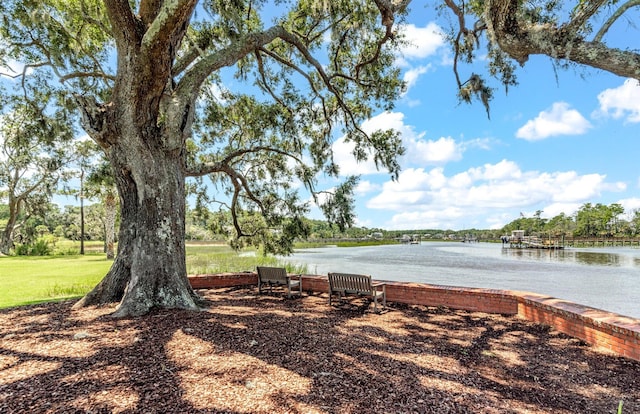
[285,242,640,319]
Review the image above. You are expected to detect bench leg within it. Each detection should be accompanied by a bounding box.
[286,278,303,299]
[372,291,386,312]
[329,291,341,306]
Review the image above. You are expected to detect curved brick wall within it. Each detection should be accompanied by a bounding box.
[188,272,640,362]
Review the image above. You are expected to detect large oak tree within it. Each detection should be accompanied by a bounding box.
[1,0,409,316]
[0,0,637,317]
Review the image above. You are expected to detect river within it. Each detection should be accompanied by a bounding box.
[284,241,640,319]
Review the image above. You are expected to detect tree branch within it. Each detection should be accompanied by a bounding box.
[254,50,291,111]
[565,0,608,34]
[59,71,117,83]
[103,0,140,48]
[74,94,112,149]
[444,0,466,88]
[185,146,304,177]
[485,0,640,80]
[594,0,640,42]
[175,26,285,99]
[172,41,207,77]
[140,0,197,62]
[139,0,164,26]
[443,0,489,89]
[275,28,371,140]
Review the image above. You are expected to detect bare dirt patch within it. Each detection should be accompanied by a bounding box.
[1,287,638,413]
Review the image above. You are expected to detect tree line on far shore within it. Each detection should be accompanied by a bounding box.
[2,200,638,256]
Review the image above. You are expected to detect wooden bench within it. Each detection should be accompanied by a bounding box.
[256,266,302,298]
[327,272,386,311]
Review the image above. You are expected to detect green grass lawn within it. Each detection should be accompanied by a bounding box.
[0,255,113,308]
[0,243,308,309]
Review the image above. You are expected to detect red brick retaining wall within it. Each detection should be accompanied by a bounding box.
[516,293,640,361]
[188,273,640,362]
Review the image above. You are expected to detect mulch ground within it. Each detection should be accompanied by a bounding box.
[1,287,639,413]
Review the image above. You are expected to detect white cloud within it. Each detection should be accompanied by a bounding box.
[395,23,446,98]
[334,111,464,176]
[619,197,640,213]
[354,216,376,228]
[402,65,431,93]
[516,102,592,140]
[467,159,521,181]
[540,203,582,218]
[596,79,640,123]
[332,137,381,176]
[405,136,462,165]
[538,171,604,202]
[462,137,494,151]
[332,111,408,176]
[366,161,625,230]
[333,110,498,185]
[360,111,407,135]
[354,180,380,195]
[0,59,33,78]
[397,23,446,64]
[365,111,466,165]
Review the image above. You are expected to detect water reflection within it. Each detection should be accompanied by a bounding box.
[288,242,640,318]
[501,246,636,267]
[573,251,622,266]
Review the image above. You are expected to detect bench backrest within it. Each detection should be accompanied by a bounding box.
[257,266,289,284]
[328,272,373,294]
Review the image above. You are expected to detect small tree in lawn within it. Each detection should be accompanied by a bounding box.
[85,159,119,260]
[0,97,74,255]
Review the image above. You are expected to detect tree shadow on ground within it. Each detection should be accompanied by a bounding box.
[0,287,638,413]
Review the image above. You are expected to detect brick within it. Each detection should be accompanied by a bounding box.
[187,272,640,363]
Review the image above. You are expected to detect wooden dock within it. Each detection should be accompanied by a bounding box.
[509,239,564,249]
[504,234,640,249]
[561,238,640,248]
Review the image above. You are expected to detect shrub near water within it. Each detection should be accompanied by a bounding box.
[186,244,307,274]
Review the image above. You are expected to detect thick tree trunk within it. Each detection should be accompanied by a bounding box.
[72,0,201,317]
[72,194,135,309]
[74,133,202,317]
[0,233,12,255]
[104,192,117,260]
[0,197,20,255]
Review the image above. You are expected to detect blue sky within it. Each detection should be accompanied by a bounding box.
[3,4,638,232]
[307,8,640,231]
